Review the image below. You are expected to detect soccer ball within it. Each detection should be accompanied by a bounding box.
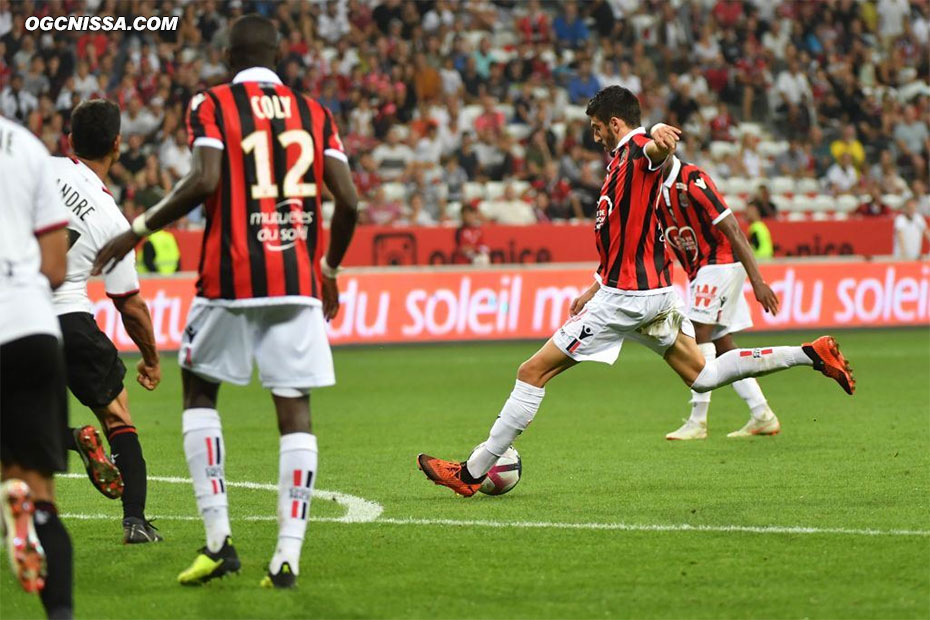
[475,444,522,496]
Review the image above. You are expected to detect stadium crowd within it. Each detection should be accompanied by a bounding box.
[1,0,928,229]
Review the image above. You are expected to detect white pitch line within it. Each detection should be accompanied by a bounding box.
[59,473,383,523]
[58,474,928,538]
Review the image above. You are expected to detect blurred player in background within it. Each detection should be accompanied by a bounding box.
[52,99,163,543]
[0,115,74,619]
[418,86,856,498]
[93,14,359,589]
[655,155,780,440]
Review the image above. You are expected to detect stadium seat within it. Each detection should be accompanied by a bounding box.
[726,177,753,196]
[883,194,906,210]
[811,194,836,212]
[795,178,820,194]
[463,182,486,202]
[709,140,738,160]
[496,103,514,121]
[770,194,791,212]
[735,122,763,137]
[758,140,789,158]
[811,211,831,221]
[382,182,406,203]
[550,122,566,143]
[563,105,588,122]
[486,181,506,200]
[835,194,859,213]
[461,105,483,129]
[507,124,532,141]
[700,106,718,121]
[714,177,730,194]
[769,176,796,195]
[444,201,463,221]
[511,180,531,196]
[723,194,746,212]
[786,211,808,221]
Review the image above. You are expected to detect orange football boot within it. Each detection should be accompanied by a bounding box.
[74,425,124,499]
[803,336,855,395]
[417,454,481,497]
[1,480,46,593]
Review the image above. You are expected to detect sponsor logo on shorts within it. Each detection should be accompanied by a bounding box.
[693,284,719,308]
[566,325,594,353]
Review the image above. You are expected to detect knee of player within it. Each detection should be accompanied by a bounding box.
[516,359,542,385]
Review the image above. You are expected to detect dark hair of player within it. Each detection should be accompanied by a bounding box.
[228,14,279,72]
[70,99,121,160]
[585,85,641,127]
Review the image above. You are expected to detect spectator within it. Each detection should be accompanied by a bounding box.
[353,152,382,201]
[363,186,403,226]
[855,182,892,217]
[739,133,765,179]
[517,0,551,45]
[474,95,505,134]
[454,204,490,264]
[533,161,574,220]
[441,154,468,204]
[773,139,814,178]
[825,152,860,195]
[138,227,181,274]
[749,184,779,219]
[893,106,929,162]
[830,124,866,170]
[406,194,437,226]
[121,96,160,140]
[414,121,443,171]
[111,133,147,184]
[159,127,191,182]
[615,62,642,97]
[775,58,812,134]
[0,73,36,122]
[455,132,480,180]
[552,1,589,50]
[482,184,536,225]
[912,180,930,217]
[318,1,350,44]
[22,56,49,97]
[372,127,414,181]
[893,198,929,260]
[567,60,601,105]
[745,203,774,259]
[439,56,463,98]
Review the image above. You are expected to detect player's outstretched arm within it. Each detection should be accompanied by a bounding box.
[320,155,360,320]
[644,123,682,166]
[92,146,222,275]
[112,293,161,390]
[717,214,780,315]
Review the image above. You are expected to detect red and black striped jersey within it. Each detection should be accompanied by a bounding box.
[594,127,672,290]
[185,67,347,302]
[654,157,735,281]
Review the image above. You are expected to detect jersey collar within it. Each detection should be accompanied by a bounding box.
[663,156,681,188]
[232,67,283,85]
[610,126,646,158]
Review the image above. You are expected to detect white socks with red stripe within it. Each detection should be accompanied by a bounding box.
[182,408,231,553]
[692,346,812,393]
[270,432,317,575]
[466,380,544,478]
[688,343,716,424]
[732,377,770,419]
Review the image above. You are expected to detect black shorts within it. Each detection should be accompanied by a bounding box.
[59,312,126,409]
[0,334,69,473]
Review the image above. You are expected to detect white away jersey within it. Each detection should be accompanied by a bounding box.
[0,117,68,344]
[51,156,140,315]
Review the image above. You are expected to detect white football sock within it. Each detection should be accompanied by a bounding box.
[467,380,544,478]
[182,408,230,553]
[270,432,317,575]
[688,343,716,424]
[731,377,770,419]
[692,346,812,393]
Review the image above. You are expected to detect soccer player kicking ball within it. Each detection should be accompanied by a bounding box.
[0,116,74,618]
[52,100,163,543]
[93,14,359,589]
[417,86,855,497]
[656,156,781,440]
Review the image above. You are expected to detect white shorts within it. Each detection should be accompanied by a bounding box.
[552,287,695,364]
[687,263,753,340]
[179,298,335,390]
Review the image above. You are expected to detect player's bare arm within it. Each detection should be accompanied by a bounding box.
[320,154,360,320]
[716,214,780,315]
[570,281,600,316]
[112,293,161,390]
[92,146,222,275]
[644,123,682,165]
[37,227,68,289]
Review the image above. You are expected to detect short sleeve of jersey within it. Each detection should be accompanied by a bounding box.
[322,107,348,163]
[688,169,732,225]
[103,215,141,298]
[33,154,68,235]
[186,91,224,150]
[631,133,664,172]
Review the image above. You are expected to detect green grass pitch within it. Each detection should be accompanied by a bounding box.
[2,328,928,619]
